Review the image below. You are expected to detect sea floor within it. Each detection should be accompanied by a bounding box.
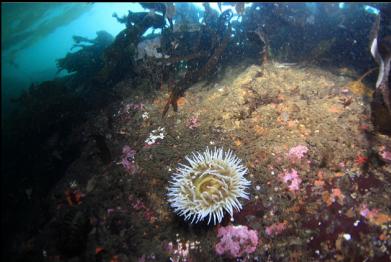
[31,61,390,261]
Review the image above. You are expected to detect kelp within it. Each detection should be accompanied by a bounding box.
[162,25,232,118]
[345,68,377,97]
[96,12,166,85]
[2,3,93,55]
[56,31,114,77]
[252,27,271,64]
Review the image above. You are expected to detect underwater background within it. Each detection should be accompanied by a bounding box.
[1,2,391,261]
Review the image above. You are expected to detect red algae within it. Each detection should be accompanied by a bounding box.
[265,221,288,236]
[215,225,259,258]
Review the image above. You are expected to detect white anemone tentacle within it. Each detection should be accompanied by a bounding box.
[167,147,250,225]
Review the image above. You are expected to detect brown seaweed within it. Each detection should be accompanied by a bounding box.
[157,51,209,65]
[162,25,232,118]
[252,27,270,64]
[345,67,377,97]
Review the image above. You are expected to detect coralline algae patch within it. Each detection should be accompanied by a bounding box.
[208,65,388,260]
[215,225,259,258]
[49,63,391,261]
[188,64,391,260]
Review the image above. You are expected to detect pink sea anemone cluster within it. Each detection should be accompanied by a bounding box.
[186,115,200,129]
[287,145,308,161]
[215,225,258,258]
[121,145,137,174]
[279,169,302,192]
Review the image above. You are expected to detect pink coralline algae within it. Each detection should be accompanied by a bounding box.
[131,199,146,211]
[165,241,190,262]
[121,145,137,174]
[279,169,302,192]
[379,146,391,163]
[186,115,200,129]
[137,254,156,262]
[128,195,157,223]
[215,225,258,258]
[125,103,145,112]
[360,204,380,219]
[265,221,287,236]
[287,145,308,161]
